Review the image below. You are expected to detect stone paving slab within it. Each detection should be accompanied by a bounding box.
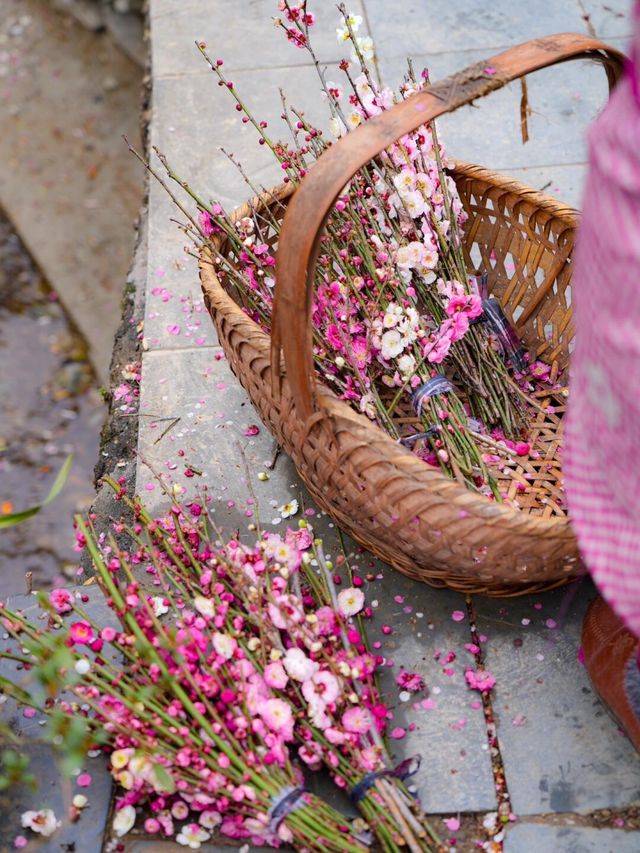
[474,582,640,816]
[365,0,588,59]
[0,586,113,852]
[374,573,496,814]
[137,345,301,521]
[151,0,368,77]
[144,184,218,352]
[503,821,640,852]
[581,0,635,38]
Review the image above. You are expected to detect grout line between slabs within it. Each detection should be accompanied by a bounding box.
[465,594,512,837]
[143,344,222,356]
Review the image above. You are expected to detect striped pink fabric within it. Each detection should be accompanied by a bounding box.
[564,3,640,637]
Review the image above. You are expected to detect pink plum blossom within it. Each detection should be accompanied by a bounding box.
[264,661,288,689]
[465,669,496,694]
[261,698,294,737]
[69,621,94,645]
[301,670,340,705]
[342,706,371,734]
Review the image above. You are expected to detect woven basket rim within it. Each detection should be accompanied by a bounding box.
[201,161,576,536]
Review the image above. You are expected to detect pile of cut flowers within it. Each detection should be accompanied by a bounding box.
[0,479,445,852]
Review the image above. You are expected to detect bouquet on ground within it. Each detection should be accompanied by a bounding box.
[0,481,443,852]
[137,0,558,503]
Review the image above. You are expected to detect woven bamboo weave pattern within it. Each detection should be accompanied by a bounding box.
[199,34,625,596]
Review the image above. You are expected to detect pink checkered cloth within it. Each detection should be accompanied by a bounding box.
[564,4,640,637]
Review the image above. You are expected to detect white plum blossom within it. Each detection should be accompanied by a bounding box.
[338,587,365,617]
[212,632,237,660]
[397,353,417,380]
[396,241,426,269]
[393,170,417,196]
[283,646,319,682]
[328,115,346,138]
[382,302,404,327]
[112,805,136,837]
[129,753,153,782]
[21,809,60,837]
[279,499,299,519]
[150,596,169,617]
[359,392,376,420]
[403,190,427,218]
[177,823,211,849]
[336,12,363,43]
[352,35,375,62]
[347,110,362,130]
[345,12,363,31]
[380,329,405,360]
[397,306,420,337]
[354,73,375,103]
[421,248,438,270]
[415,171,434,196]
[193,596,215,619]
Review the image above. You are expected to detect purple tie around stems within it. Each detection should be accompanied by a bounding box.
[349,755,422,804]
[268,785,308,834]
[398,427,439,447]
[412,376,453,416]
[471,274,527,372]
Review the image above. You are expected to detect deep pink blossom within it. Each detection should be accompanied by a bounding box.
[465,669,496,694]
[69,621,94,645]
[396,669,425,693]
[198,210,214,237]
[49,588,74,614]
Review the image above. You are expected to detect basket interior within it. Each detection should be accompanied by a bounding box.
[220,168,575,520]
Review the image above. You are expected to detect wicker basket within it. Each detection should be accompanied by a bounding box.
[200,34,624,596]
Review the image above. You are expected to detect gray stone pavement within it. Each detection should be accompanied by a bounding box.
[8,1,639,851]
[130,0,640,849]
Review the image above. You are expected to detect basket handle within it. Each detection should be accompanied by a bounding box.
[271,33,625,420]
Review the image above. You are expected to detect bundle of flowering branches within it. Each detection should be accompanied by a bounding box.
[0,482,443,852]
[133,1,555,500]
